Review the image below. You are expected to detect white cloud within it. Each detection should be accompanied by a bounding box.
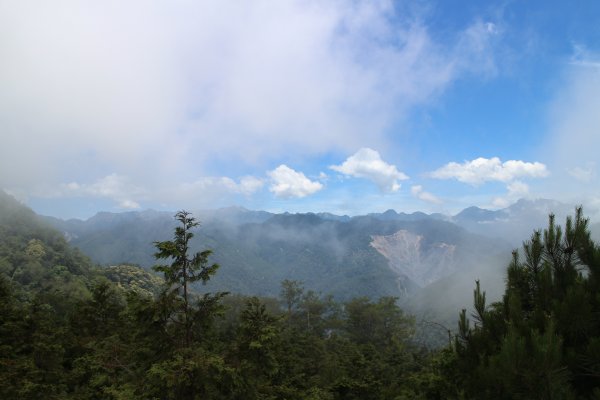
[48,173,145,209]
[42,173,264,210]
[77,174,142,198]
[119,199,141,209]
[181,176,263,195]
[490,197,510,208]
[549,48,600,173]
[506,180,529,197]
[174,176,264,204]
[542,47,600,208]
[454,20,500,77]
[330,148,408,192]
[411,185,442,204]
[238,176,265,195]
[430,157,548,185]
[0,1,501,199]
[268,165,323,199]
[490,180,530,208]
[568,165,596,183]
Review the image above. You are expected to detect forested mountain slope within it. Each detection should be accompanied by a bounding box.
[0,191,96,302]
[0,191,162,302]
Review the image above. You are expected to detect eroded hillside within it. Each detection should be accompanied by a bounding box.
[370,229,456,288]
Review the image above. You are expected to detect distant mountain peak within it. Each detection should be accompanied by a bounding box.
[454,206,504,222]
[506,198,565,213]
[316,212,351,222]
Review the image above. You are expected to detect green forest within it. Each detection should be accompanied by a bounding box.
[1,193,600,399]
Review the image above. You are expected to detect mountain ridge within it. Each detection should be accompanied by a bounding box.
[38,200,517,301]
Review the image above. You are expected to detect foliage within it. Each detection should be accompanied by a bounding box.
[100,264,164,297]
[454,207,600,399]
[153,210,222,349]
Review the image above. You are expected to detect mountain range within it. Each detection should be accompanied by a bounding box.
[41,198,578,302]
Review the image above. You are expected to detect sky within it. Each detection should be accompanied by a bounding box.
[1,0,600,219]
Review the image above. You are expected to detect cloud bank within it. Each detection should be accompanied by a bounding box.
[430,157,548,185]
[45,174,145,209]
[543,47,600,216]
[0,0,499,209]
[40,173,265,211]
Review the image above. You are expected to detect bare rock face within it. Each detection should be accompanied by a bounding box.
[370,230,456,289]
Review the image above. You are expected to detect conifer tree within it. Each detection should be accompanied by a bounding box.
[153,211,219,347]
[149,211,227,400]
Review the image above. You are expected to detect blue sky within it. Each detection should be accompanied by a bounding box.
[1,0,600,219]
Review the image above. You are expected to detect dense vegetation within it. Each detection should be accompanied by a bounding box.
[1,191,599,398]
[454,207,600,399]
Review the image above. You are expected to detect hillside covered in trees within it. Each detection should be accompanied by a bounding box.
[1,191,600,398]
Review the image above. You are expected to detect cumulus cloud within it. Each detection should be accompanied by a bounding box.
[411,185,442,204]
[430,157,548,185]
[330,148,408,192]
[268,165,323,199]
[0,1,501,201]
